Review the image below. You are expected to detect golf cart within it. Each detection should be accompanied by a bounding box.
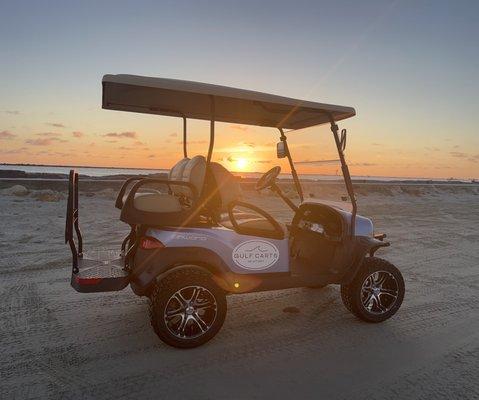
[65,74,405,348]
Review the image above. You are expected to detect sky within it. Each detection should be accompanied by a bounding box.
[0,0,478,179]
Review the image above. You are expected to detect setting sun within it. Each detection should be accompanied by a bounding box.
[235,157,249,170]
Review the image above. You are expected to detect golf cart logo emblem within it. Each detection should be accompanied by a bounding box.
[232,240,279,270]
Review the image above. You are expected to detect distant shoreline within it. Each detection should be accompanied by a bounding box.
[0,162,158,171]
[0,166,477,185]
[0,162,473,182]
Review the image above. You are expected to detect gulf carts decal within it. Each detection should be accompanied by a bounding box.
[232,240,279,270]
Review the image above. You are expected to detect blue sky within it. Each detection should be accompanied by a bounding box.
[0,0,478,178]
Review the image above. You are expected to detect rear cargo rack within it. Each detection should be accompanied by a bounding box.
[65,170,129,293]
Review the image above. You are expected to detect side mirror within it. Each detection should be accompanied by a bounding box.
[340,129,347,151]
[276,142,287,158]
[277,141,287,158]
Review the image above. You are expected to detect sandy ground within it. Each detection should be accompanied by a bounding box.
[0,182,478,399]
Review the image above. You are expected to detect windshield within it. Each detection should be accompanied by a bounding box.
[285,124,352,210]
[213,123,353,221]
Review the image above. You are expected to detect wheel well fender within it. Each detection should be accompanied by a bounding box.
[341,236,390,284]
[130,247,232,296]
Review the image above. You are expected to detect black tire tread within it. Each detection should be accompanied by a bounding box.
[148,267,227,348]
[340,257,404,323]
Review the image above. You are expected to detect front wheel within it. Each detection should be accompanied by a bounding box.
[149,267,227,348]
[341,257,404,323]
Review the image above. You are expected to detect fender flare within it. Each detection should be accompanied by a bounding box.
[130,247,232,296]
[340,236,390,284]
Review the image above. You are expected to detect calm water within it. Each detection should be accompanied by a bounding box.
[0,165,169,177]
[0,164,469,182]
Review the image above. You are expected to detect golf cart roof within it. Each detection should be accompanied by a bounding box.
[102,74,355,130]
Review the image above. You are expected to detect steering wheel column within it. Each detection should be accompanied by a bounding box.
[255,166,298,212]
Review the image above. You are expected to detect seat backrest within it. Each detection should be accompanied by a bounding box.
[180,155,207,198]
[168,157,190,181]
[206,162,242,212]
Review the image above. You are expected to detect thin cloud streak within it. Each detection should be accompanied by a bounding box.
[45,122,66,128]
[0,130,16,139]
[104,131,137,139]
[296,159,340,165]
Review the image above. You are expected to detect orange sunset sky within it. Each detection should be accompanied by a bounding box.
[1,1,478,179]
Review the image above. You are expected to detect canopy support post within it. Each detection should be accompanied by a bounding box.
[207,96,215,163]
[182,117,187,158]
[329,118,357,236]
[278,128,304,202]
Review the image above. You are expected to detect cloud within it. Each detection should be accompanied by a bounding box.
[148,154,156,158]
[296,159,340,165]
[176,140,207,145]
[45,122,66,128]
[72,131,84,138]
[0,130,16,139]
[169,133,177,137]
[468,154,479,163]
[104,131,137,139]
[449,151,479,163]
[36,132,62,137]
[0,147,27,154]
[230,125,249,132]
[25,133,68,145]
[350,162,377,167]
[450,151,468,158]
[25,138,57,146]
[254,160,271,164]
[4,110,20,115]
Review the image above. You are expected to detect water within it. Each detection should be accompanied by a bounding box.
[0,164,470,183]
[0,164,168,177]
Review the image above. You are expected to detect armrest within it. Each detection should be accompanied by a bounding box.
[115,177,145,209]
[123,179,199,210]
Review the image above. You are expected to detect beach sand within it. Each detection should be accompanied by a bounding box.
[0,180,478,399]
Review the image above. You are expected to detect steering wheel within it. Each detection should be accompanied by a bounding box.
[255,166,281,191]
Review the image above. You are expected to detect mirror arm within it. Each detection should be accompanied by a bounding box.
[183,117,187,158]
[278,128,304,202]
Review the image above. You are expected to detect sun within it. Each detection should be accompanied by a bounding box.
[235,157,249,171]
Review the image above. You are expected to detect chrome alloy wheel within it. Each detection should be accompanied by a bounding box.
[164,285,217,339]
[361,271,399,315]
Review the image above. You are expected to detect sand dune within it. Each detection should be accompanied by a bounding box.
[0,179,478,399]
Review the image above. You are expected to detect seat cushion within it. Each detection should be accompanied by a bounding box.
[133,193,182,213]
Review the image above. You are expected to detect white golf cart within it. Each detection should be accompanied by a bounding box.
[65,74,404,348]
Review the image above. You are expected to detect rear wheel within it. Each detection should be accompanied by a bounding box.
[149,267,227,348]
[341,257,404,322]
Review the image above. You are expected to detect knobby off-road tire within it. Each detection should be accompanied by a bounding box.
[341,257,404,323]
[149,267,227,348]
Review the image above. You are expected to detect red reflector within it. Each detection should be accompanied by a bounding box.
[75,276,102,285]
[140,236,165,250]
